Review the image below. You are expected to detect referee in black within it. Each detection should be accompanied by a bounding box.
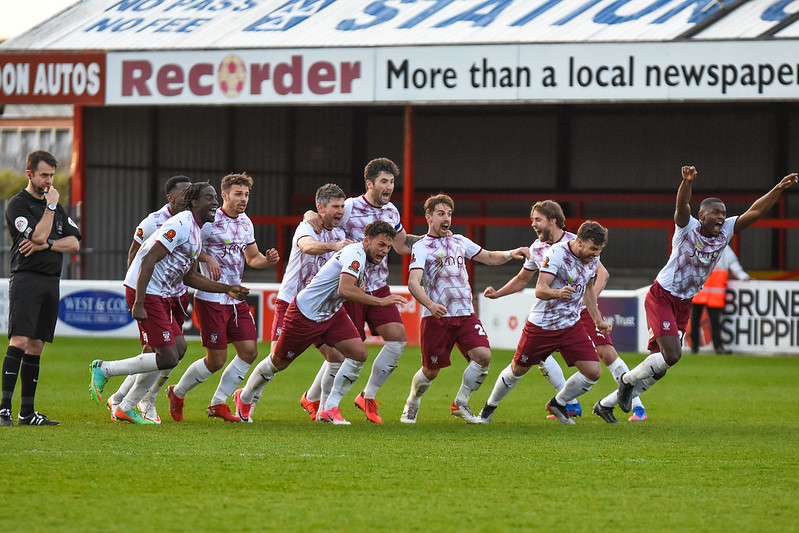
[1,150,81,426]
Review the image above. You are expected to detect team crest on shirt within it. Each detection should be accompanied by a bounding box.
[662,321,671,331]
[163,229,177,242]
[348,260,360,273]
[162,330,172,342]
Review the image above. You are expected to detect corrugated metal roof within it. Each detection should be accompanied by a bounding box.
[694,0,799,39]
[2,0,795,52]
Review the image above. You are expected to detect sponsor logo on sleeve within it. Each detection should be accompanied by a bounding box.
[163,229,177,242]
[348,260,360,273]
[542,257,549,268]
[136,228,144,239]
[68,217,78,229]
[14,217,28,232]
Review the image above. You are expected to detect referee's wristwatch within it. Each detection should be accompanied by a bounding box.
[47,239,54,250]
[47,203,57,211]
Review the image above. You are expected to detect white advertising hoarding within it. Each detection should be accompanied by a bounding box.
[107,40,799,105]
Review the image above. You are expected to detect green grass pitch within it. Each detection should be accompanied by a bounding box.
[1,338,798,532]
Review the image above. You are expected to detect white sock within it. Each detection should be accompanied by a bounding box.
[486,364,523,407]
[173,358,213,398]
[554,371,597,405]
[455,361,489,406]
[539,356,577,405]
[624,353,669,385]
[362,340,405,398]
[306,361,327,403]
[140,368,172,405]
[600,389,619,408]
[104,352,158,377]
[119,370,160,411]
[109,374,136,404]
[405,368,433,407]
[211,356,251,406]
[324,359,364,410]
[606,357,628,383]
[240,356,278,404]
[320,361,341,410]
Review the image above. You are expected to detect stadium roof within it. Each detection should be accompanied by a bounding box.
[2,0,798,52]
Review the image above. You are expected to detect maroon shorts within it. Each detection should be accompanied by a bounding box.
[169,291,191,328]
[194,297,257,349]
[125,286,181,348]
[513,320,598,368]
[645,281,691,352]
[272,302,360,365]
[419,315,491,370]
[270,298,290,342]
[579,307,613,347]
[344,285,403,340]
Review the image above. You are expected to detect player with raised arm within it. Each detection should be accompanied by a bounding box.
[400,195,529,424]
[235,221,406,425]
[602,167,797,419]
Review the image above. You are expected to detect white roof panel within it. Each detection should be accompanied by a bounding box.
[2,0,795,51]
[694,0,799,39]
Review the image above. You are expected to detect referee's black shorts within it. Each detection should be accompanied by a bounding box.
[8,272,60,343]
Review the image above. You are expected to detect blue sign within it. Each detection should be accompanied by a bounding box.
[597,295,639,352]
[59,290,133,331]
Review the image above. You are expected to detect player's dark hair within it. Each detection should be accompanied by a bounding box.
[164,175,190,197]
[26,150,58,172]
[531,200,566,229]
[364,220,397,241]
[316,183,346,207]
[176,181,212,212]
[364,157,400,186]
[577,220,608,247]
[699,197,725,213]
[424,194,454,215]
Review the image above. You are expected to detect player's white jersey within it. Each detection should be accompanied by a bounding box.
[528,240,599,330]
[277,221,347,303]
[655,216,737,300]
[339,195,403,292]
[196,209,255,305]
[124,210,202,297]
[523,231,575,272]
[295,242,367,322]
[132,203,186,297]
[409,234,482,317]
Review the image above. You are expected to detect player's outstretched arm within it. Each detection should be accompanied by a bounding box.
[674,165,696,228]
[245,243,280,269]
[473,246,530,266]
[484,267,535,299]
[734,172,798,234]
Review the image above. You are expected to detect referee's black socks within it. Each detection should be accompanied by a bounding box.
[1,346,24,411]
[19,354,41,417]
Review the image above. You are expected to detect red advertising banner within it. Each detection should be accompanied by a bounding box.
[0,52,105,104]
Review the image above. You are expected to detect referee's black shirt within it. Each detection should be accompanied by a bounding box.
[5,189,82,277]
